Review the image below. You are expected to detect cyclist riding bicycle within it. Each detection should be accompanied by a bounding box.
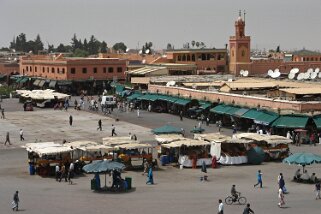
[231,184,240,201]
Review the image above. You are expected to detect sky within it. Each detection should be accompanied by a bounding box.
[1,0,321,51]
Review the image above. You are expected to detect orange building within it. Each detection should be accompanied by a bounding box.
[166,48,228,74]
[0,61,19,76]
[20,54,127,81]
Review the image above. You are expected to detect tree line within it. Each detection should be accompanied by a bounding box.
[6,33,127,57]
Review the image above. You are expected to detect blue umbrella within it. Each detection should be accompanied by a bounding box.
[283,152,321,166]
[83,160,125,188]
[83,160,125,173]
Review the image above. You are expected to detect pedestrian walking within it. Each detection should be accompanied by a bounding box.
[111,124,117,136]
[137,108,140,118]
[19,129,24,141]
[97,119,102,131]
[315,181,321,200]
[278,173,286,193]
[218,199,224,214]
[12,191,19,211]
[4,132,11,145]
[243,203,254,214]
[206,117,210,126]
[148,103,152,112]
[1,108,5,119]
[254,170,263,188]
[69,115,73,126]
[218,120,222,132]
[59,165,67,182]
[146,166,154,184]
[179,111,183,121]
[278,188,285,207]
[67,169,73,184]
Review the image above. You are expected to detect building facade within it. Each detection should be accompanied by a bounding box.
[166,49,228,74]
[20,54,127,81]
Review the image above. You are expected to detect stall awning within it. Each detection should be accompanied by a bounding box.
[152,125,182,135]
[313,116,321,129]
[127,93,142,101]
[210,104,233,114]
[115,85,125,94]
[137,94,158,102]
[19,77,28,84]
[156,95,177,103]
[254,111,279,125]
[225,106,243,116]
[174,98,191,106]
[49,80,57,88]
[272,115,309,128]
[199,101,212,109]
[38,80,46,87]
[33,79,40,86]
[57,80,72,86]
[233,108,249,117]
[241,109,263,120]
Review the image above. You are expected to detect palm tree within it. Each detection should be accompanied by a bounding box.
[191,40,195,47]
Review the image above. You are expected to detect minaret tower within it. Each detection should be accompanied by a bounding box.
[229,10,251,76]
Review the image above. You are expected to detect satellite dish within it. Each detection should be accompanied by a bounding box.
[145,49,150,54]
[240,70,244,75]
[126,48,130,52]
[166,81,176,87]
[307,68,314,74]
[139,50,143,54]
[268,69,273,76]
[243,70,249,77]
[142,59,146,64]
[272,69,280,78]
[228,78,233,82]
[315,68,320,73]
[318,72,321,78]
[311,72,317,79]
[304,72,310,79]
[297,73,303,80]
[292,68,299,74]
[288,73,295,80]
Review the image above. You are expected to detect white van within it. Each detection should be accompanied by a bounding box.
[101,96,116,107]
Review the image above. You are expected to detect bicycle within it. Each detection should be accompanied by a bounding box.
[225,192,247,205]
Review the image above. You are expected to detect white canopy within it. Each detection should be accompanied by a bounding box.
[64,140,98,148]
[115,143,152,150]
[16,89,70,100]
[155,134,185,143]
[162,139,210,148]
[102,136,135,146]
[233,133,292,144]
[25,142,73,157]
[194,133,231,143]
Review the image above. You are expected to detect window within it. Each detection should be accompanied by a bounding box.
[62,68,65,74]
[192,54,195,61]
[182,55,186,61]
[82,68,87,74]
[103,67,107,73]
[26,66,28,71]
[57,68,60,74]
[241,50,245,57]
[42,67,45,73]
[117,67,123,73]
[108,67,114,73]
[30,66,32,71]
[70,68,76,74]
[187,55,191,61]
[207,54,211,60]
[232,51,234,57]
[51,67,55,73]
[201,54,206,61]
[177,55,181,61]
[93,67,97,73]
[47,67,49,73]
[35,67,37,72]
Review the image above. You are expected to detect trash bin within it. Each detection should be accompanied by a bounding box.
[125,177,132,190]
[29,164,35,175]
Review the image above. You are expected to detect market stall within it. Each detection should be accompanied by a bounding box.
[64,141,113,161]
[233,133,291,161]
[161,139,211,168]
[195,133,249,165]
[25,142,74,176]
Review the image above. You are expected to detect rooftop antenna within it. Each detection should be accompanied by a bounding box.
[243,10,246,22]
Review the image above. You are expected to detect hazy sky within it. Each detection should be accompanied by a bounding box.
[1,0,321,51]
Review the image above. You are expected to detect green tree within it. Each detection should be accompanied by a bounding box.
[48,44,55,53]
[100,41,108,53]
[71,34,82,51]
[83,38,88,52]
[33,34,44,53]
[113,42,127,52]
[88,35,100,55]
[56,43,66,52]
[167,43,172,50]
[73,48,89,57]
[9,37,16,50]
[15,33,27,52]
